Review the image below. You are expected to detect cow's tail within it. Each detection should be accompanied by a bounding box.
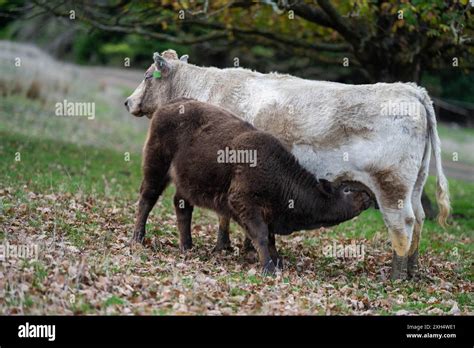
[416,86,451,227]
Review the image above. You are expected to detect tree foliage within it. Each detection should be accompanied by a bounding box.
[1,1,473,89]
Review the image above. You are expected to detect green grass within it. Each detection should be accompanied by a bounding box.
[103,295,126,308]
[0,93,147,154]
[0,130,142,196]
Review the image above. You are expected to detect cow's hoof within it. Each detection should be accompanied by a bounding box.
[391,251,408,280]
[261,260,276,276]
[407,250,419,280]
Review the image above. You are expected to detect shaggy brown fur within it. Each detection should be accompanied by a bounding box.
[132,99,371,274]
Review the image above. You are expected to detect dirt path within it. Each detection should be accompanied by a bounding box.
[83,66,143,90]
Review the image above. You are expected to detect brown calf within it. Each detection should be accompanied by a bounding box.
[132,99,371,274]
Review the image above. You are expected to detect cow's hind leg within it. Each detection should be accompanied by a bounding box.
[407,208,424,279]
[407,163,429,279]
[383,202,416,280]
[371,171,416,280]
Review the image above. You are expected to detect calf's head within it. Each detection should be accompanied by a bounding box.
[124,49,189,118]
[318,180,372,222]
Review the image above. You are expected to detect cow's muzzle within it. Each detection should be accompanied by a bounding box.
[124,98,143,117]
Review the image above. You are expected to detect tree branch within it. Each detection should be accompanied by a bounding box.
[279,0,335,29]
[316,0,360,43]
[189,20,351,53]
[30,0,228,45]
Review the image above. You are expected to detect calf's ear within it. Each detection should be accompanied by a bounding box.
[180,54,189,63]
[153,52,172,77]
[318,179,334,197]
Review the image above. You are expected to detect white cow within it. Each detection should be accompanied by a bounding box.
[125,50,450,279]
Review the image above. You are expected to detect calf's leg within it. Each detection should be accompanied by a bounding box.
[228,189,274,274]
[213,215,257,259]
[243,236,256,253]
[213,215,233,252]
[132,143,172,244]
[245,218,275,275]
[268,233,283,269]
[174,193,194,252]
[132,175,170,243]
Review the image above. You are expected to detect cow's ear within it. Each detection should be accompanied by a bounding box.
[318,179,334,197]
[153,52,171,77]
[179,54,189,63]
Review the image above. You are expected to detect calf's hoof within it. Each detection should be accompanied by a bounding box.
[271,255,284,270]
[407,250,419,280]
[261,260,276,276]
[179,242,193,253]
[212,240,233,253]
[391,251,408,280]
[131,232,145,245]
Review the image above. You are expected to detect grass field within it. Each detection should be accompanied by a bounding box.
[0,42,472,315]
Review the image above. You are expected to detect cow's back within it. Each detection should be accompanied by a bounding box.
[235,78,428,182]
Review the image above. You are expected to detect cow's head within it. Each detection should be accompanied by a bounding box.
[124,49,189,118]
